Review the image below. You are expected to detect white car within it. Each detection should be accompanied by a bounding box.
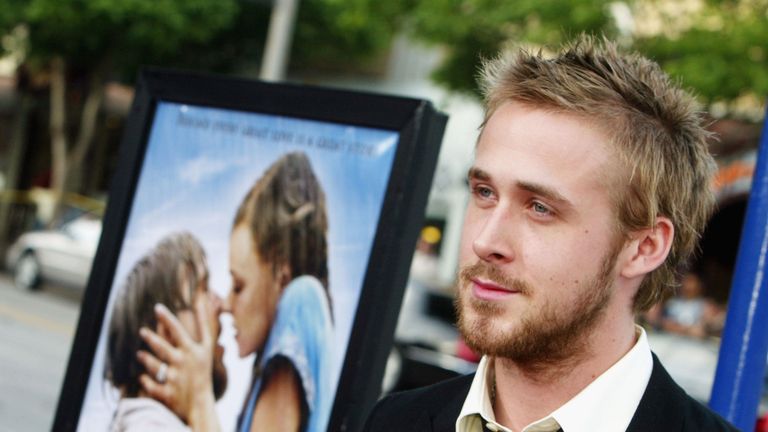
[5,213,102,290]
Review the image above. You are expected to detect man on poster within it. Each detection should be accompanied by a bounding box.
[364,35,738,431]
[105,232,227,431]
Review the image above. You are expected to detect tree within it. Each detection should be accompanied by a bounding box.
[0,0,423,228]
[144,0,412,77]
[630,0,768,118]
[0,0,238,223]
[404,0,618,95]
[402,0,767,118]
[290,0,412,74]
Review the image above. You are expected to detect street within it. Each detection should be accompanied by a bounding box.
[0,274,81,432]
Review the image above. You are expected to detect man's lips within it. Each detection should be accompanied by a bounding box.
[471,277,520,300]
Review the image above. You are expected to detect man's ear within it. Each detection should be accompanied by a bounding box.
[620,217,674,279]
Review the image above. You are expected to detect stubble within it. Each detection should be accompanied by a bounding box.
[455,250,618,371]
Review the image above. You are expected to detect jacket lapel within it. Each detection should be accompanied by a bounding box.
[626,354,685,432]
[428,374,475,432]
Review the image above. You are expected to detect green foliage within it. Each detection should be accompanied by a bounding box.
[0,0,239,73]
[0,0,411,80]
[632,1,768,108]
[138,0,414,77]
[402,0,766,112]
[1,0,762,112]
[406,0,617,95]
[291,0,413,73]
[0,0,24,32]
[126,1,271,78]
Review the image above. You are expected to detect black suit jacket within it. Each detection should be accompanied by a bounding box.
[363,354,739,431]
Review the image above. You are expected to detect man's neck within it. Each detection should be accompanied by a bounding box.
[490,315,637,431]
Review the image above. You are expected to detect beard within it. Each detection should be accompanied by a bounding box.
[456,248,619,368]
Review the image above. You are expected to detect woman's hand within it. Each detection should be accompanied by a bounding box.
[137,295,221,432]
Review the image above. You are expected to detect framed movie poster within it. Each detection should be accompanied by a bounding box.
[53,69,446,432]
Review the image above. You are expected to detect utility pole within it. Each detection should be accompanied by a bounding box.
[260,0,299,81]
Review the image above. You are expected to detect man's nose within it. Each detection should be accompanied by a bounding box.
[472,208,515,264]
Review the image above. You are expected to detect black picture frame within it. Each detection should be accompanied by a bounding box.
[52,68,446,431]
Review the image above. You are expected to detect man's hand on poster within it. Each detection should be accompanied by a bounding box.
[137,297,221,432]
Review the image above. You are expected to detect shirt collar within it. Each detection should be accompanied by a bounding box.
[457,356,499,432]
[456,326,653,432]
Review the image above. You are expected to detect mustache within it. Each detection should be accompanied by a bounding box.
[458,261,531,295]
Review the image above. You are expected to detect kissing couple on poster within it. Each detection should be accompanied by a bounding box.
[105,151,335,432]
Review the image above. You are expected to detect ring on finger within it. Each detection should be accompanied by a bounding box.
[156,362,168,384]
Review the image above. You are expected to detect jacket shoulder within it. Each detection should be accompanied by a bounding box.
[679,394,740,432]
[362,374,474,432]
[629,354,740,432]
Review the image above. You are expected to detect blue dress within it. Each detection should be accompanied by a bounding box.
[238,275,334,432]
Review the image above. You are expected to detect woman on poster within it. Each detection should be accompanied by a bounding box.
[138,151,335,432]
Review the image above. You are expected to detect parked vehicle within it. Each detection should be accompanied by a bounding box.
[5,213,102,290]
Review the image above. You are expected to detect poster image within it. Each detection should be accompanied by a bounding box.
[75,101,400,432]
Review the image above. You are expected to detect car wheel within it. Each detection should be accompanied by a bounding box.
[14,252,41,290]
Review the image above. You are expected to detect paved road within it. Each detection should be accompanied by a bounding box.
[0,274,81,432]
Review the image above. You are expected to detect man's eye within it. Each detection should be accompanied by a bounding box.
[532,201,551,214]
[474,185,493,198]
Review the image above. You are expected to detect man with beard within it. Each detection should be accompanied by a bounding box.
[105,232,227,431]
[363,35,738,432]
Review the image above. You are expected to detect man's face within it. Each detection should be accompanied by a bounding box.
[176,260,228,399]
[457,102,626,365]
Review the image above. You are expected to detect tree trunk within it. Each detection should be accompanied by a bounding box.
[48,56,68,227]
[68,59,107,192]
[48,56,108,225]
[0,91,33,258]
